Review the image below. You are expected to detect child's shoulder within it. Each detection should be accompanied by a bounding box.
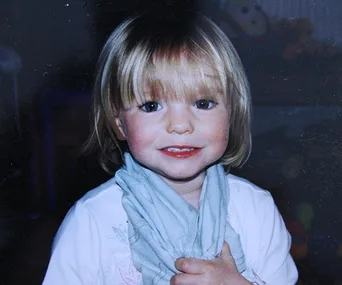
[80,177,122,202]
[226,174,277,244]
[227,173,269,193]
[75,177,126,222]
[226,174,274,210]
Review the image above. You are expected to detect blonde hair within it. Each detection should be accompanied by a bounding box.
[84,11,252,173]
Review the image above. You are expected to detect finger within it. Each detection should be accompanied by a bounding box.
[220,241,233,261]
[170,272,205,285]
[175,257,210,274]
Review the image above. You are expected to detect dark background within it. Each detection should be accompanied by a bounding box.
[0,0,342,284]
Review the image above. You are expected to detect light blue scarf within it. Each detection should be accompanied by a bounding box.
[115,152,245,284]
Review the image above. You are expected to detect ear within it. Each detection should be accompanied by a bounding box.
[114,116,126,141]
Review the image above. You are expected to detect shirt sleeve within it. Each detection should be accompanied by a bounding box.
[248,193,298,285]
[42,201,101,285]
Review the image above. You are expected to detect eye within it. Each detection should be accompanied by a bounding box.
[195,99,217,110]
[139,101,162,112]
[241,6,249,14]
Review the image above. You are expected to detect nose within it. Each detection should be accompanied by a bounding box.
[166,104,194,134]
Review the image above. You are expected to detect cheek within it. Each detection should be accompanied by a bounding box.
[207,116,230,144]
[209,129,229,150]
[123,119,155,153]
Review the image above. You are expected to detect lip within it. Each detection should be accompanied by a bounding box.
[159,145,202,159]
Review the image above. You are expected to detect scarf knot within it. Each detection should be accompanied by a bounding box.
[115,153,245,284]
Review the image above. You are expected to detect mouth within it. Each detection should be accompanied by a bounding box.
[160,146,201,158]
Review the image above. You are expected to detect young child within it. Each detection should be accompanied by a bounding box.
[43,9,298,285]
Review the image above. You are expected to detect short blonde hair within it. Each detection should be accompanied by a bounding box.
[84,11,252,173]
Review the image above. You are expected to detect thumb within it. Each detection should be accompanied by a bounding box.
[220,241,233,261]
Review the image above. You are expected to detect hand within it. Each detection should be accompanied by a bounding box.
[170,241,252,285]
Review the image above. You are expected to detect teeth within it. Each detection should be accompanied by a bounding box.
[165,147,194,152]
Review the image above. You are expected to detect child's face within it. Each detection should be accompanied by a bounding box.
[115,70,230,182]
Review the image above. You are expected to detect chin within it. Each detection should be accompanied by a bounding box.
[158,168,206,182]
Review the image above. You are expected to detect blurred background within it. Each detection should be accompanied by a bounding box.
[0,0,341,284]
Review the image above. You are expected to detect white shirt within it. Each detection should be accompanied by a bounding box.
[43,174,298,284]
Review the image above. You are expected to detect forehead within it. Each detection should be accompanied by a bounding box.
[150,59,218,80]
[143,55,223,100]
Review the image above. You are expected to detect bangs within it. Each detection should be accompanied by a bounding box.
[118,43,230,109]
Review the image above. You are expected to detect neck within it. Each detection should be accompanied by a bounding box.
[161,171,206,209]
